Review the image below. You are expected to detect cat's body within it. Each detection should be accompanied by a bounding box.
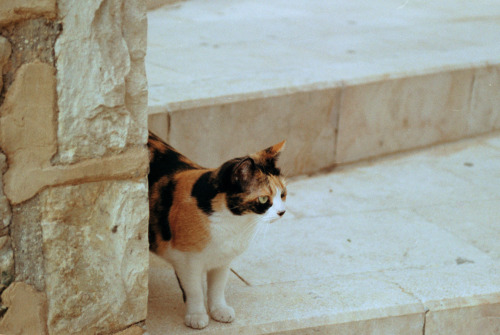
[148,132,287,329]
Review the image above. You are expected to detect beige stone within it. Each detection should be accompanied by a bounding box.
[0,17,61,95]
[148,255,425,334]
[11,195,45,291]
[148,111,169,141]
[385,264,500,335]
[0,153,11,234]
[147,0,185,11]
[0,62,57,171]
[470,65,500,133]
[0,282,48,335]
[0,236,13,286]
[167,89,340,176]
[55,0,148,164]
[0,36,11,93]
[114,325,145,335]
[0,62,148,204]
[336,69,475,164]
[425,299,500,335]
[0,0,56,27]
[38,180,148,334]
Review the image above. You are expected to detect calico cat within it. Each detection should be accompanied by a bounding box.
[148,131,287,329]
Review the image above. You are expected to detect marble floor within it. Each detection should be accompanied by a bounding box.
[146,0,500,110]
[146,132,500,335]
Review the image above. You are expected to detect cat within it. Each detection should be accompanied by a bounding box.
[148,131,287,329]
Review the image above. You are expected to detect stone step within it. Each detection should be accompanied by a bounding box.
[146,0,500,177]
[146,132,500,335]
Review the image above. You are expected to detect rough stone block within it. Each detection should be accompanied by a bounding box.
[0,36,11,93]
[11,195,45,291]
[0,62,148,204]
[0,153,11,235]
[0,236,13,287]
[114,325,145,335]
[0,0,56,27]
[10,180,149,334]
[0,18,61,96]
[0,282,48,335]
[55,0,148,164]
[40,180,148,334]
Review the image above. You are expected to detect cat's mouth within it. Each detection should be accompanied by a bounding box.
[268,214,285,223]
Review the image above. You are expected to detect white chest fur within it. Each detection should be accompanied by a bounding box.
[161,209,259,272]
[203,210,258,269]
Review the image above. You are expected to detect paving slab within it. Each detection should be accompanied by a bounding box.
[287,134,500,218]
[147,0,500,109]
[146,133,500,334]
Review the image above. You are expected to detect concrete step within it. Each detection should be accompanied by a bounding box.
[146,0,500,176]
[146,132,500,335]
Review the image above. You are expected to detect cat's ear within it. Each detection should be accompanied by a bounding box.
[265,140,286,157]
[231,157,256,187]
[252,140,286,173]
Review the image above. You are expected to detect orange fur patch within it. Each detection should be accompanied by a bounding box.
[168,170,212,252]
[211,193,227,212]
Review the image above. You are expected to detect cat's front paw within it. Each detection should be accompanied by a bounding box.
[210,305,235,323]
[185,312,209,329]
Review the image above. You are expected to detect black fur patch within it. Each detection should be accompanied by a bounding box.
[191,171,218,215]
[175,271,186,303]
[251,199,273,214]
[258,162,281,176]
[216,158,244,193]
[227,195,245,215]
[148,224,158,252]
[155,180,177,241]
[226,195,272,215]
[148,148,192,187]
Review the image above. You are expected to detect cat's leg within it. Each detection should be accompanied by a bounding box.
[207,265,235,323]
[175,262,209,329]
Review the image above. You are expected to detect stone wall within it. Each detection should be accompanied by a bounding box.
[0,1,149,334]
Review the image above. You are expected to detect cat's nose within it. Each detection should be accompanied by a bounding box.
[277,210,286,217]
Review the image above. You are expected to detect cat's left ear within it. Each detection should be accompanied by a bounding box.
[265,140,286,157]
[252,140,286,173]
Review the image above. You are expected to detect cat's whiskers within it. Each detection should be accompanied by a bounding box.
[248,217,269,246]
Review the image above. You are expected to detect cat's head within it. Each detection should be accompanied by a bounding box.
[217,141,287,222]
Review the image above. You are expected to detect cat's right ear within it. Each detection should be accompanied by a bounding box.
[231,157,255,187]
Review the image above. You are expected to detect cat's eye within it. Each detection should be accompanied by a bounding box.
[258,196,269,204]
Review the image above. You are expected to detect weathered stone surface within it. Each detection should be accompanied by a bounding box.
[11,195,45,291]
[39,180,148,334]
[0,62,148,204]
[0,36,11,94]
[11,179,150,334]
[0,236,13,287]
[114,325,145,335]
[0,0,56,27]
[0,153,11,235]
[0,39,12,235]
[147,0,185,10]
[0,18,61,98]
[55,0,148,164]
[0,282,48,335]
[0,62,57,173]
